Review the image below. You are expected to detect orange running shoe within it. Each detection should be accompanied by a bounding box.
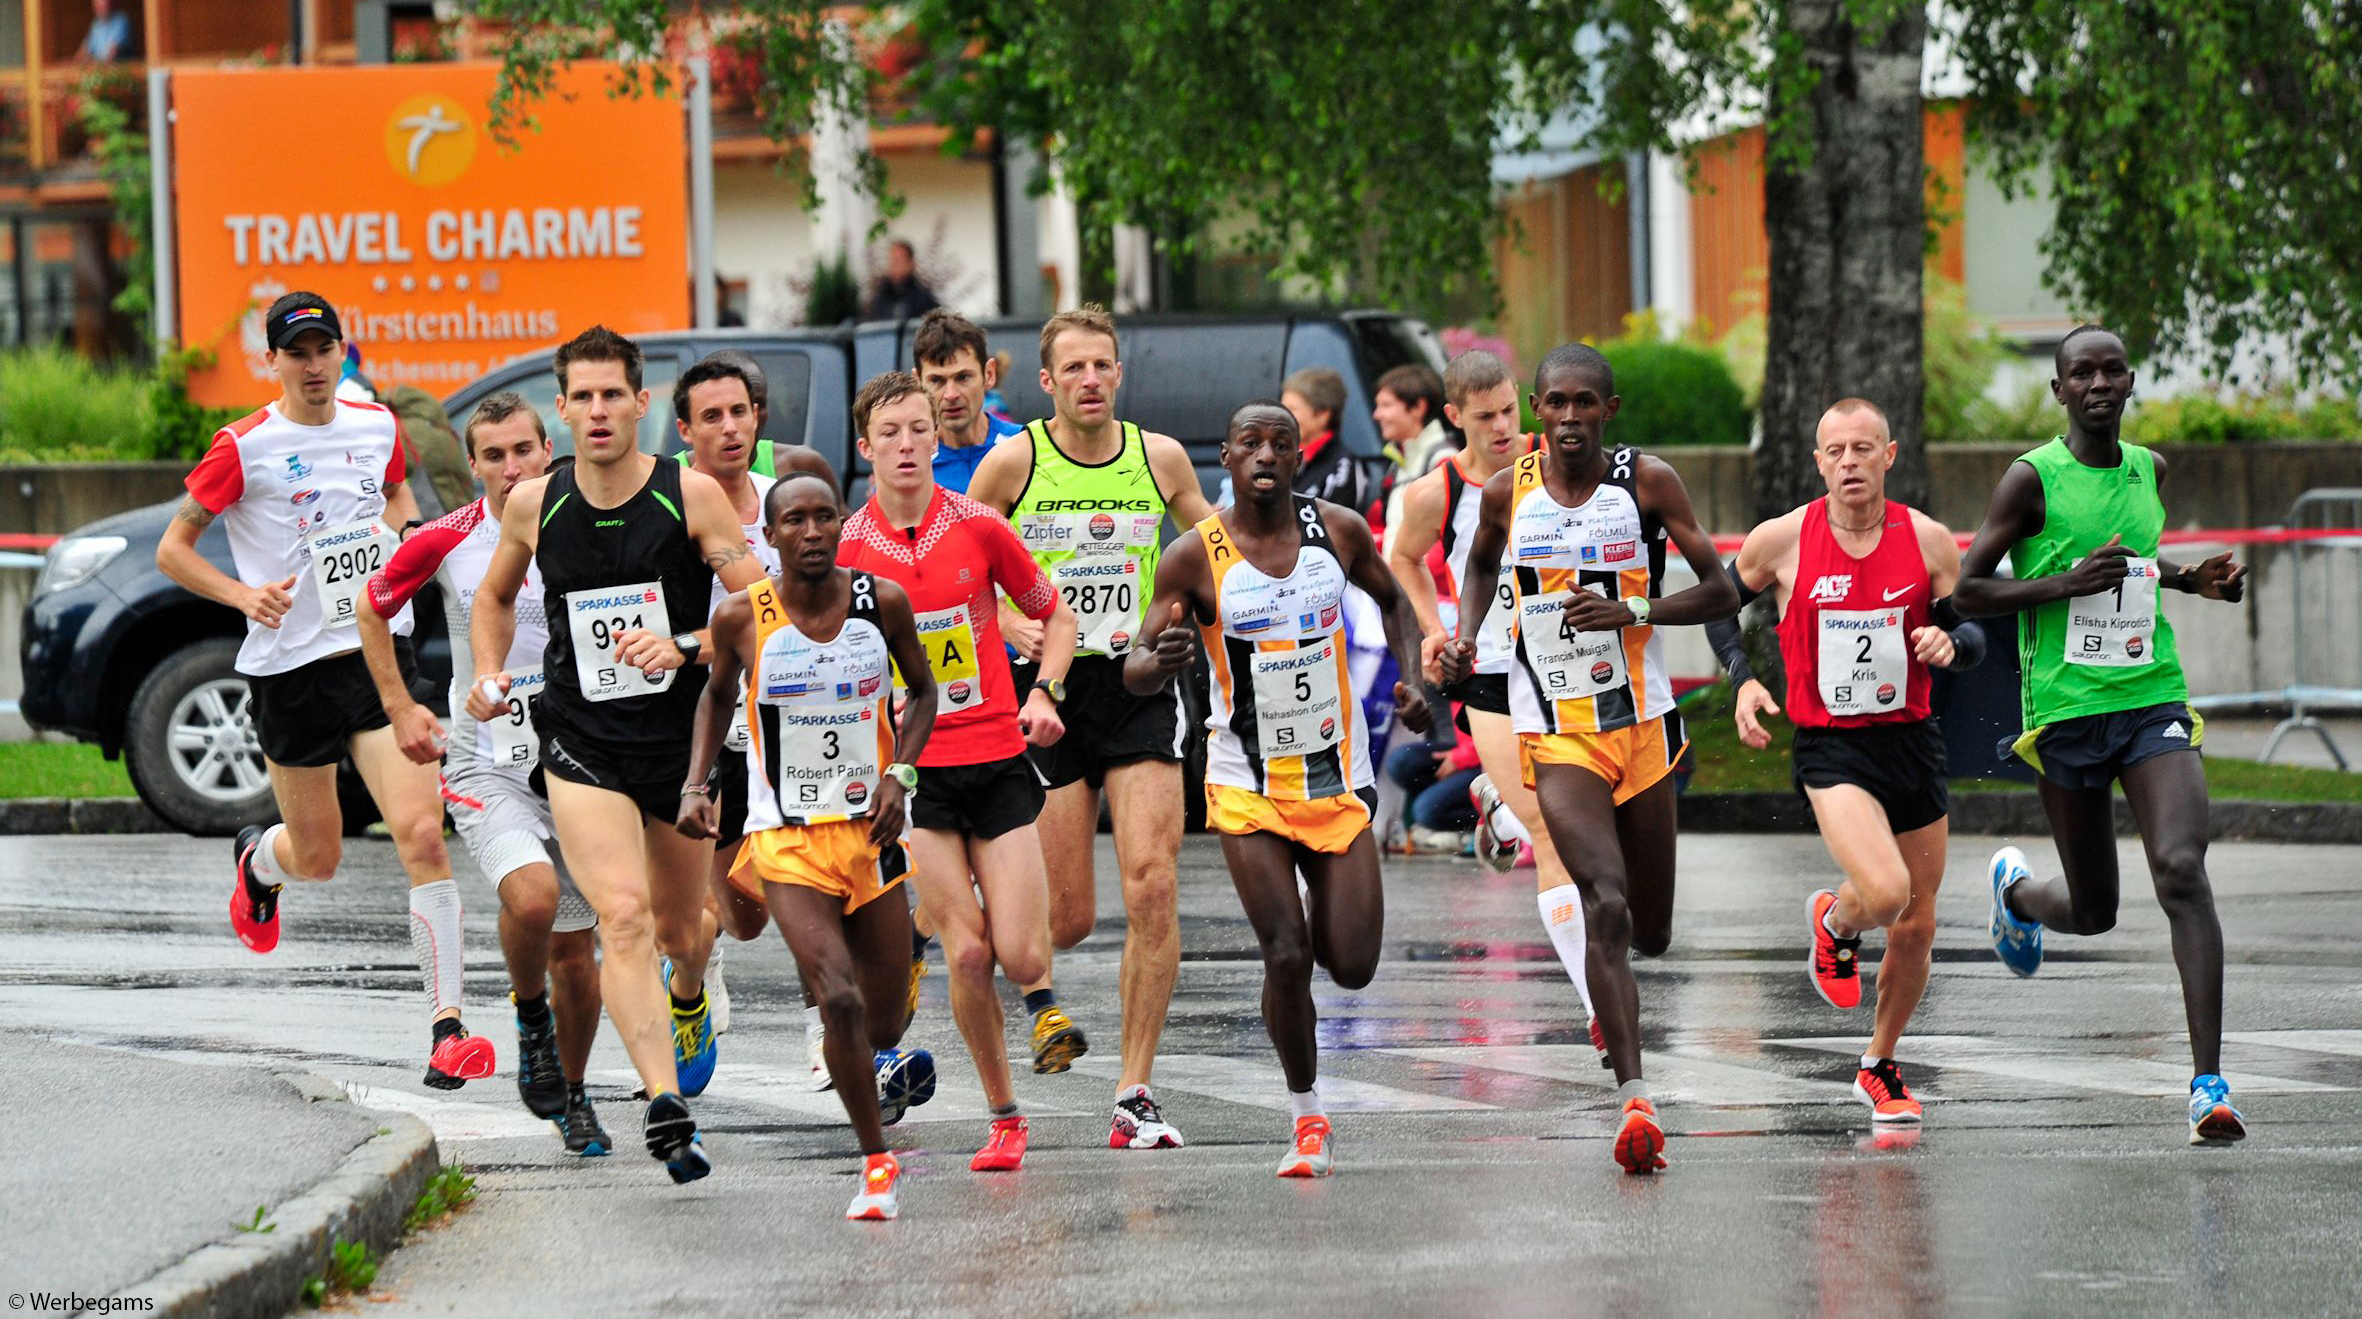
[1614,1096,1667,1174]
[1276,1116,1334,1178]
[970,1115,1029,1172]
[847,1151,900,1220]
[1853,1058,1924,1124]
[1807,889,1863,1010]
[424,1028,496,1090]
[1589,1016,1609,1068]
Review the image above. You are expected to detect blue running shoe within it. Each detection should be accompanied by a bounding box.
[671,991,718,1098]
[2189,1074,2247,1145]
[644,1093,711,1183]
[875,1048,938,1127]
[1988,846,2043,977]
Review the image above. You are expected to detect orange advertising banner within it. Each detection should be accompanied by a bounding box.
[173,62,688,407]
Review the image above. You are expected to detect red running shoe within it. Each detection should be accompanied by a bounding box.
[425,1029,496,1090]
[1589,1016,1609,1068]
[1614,1096,1668,1175]
[229,824,281,955]
[1807,889,1863,1010]
[1853,1057,1924,1124]
[970,1115,1029,1172]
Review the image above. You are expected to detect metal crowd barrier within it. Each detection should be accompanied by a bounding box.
[2189,488,2362,768]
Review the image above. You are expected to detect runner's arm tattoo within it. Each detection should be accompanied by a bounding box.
[173,496,216,529]
[703,541,751,572]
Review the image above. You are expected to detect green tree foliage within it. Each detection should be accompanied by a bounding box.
[1599,337,1751,447]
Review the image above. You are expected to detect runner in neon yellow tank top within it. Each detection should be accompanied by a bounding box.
[968,305,1215,1151]
[1954,325,2253,1148]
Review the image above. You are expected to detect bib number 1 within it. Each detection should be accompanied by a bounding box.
[2065,557,2160,668]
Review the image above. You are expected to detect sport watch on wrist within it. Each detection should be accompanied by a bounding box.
[1622,595,1653,626]
[1031,677,1067,705]
[670,632,702,664]
[885,762,919,792]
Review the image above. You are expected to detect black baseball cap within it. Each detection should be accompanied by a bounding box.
[265,292,343,349]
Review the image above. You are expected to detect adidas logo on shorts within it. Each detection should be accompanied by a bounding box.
[2164,722,2188,741]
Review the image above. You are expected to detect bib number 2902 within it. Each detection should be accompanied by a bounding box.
[308,520,391,627]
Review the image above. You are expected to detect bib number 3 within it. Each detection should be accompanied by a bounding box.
[567,581,674,702]
[308,520,391,627]
[2065,557,2160,667]
[773,702,881,818]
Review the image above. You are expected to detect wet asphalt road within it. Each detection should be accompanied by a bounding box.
[4,828,2361,1316]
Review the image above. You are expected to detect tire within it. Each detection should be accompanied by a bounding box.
[123,637,276,836]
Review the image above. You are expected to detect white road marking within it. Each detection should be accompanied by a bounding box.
[1384,1044,1846,1107]
[1769,1035,2337,1096]
[594,1062,1092,1125]
[2224,1029,2362,1059]
[345,1083,557,1142]
[1064,1053,1497,1112]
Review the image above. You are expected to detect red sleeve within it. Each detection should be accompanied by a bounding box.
[982,519,1057,619]
[184,428,245,513]
[384,419,409,489]
[365,520,459,617]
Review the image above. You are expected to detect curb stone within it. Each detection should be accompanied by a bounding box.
[0,796,171,834]
[1679,792,2362,844]
[112,1073,440,1319]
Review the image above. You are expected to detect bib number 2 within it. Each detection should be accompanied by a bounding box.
[1816,608,1908,716]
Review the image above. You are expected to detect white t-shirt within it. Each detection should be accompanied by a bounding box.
[365,497,546,773]
[183,399,414,677]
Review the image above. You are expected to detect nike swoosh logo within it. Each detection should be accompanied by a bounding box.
[1882,586,1915,602]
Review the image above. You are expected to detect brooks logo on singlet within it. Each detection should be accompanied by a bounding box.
[1031,498,1156,511]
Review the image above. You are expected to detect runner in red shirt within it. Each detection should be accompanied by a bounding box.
[836,371,1080,1172]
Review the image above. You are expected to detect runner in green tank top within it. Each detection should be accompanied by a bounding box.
[1954,325,2252,1148]
[968,305,1214,1151]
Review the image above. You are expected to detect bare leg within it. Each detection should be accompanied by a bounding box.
[545,777,677,1096]
[262,761,344,879]
[2121,749,2225,1076]
[646,822,716,1003]
[1868,817,1947,1060]
[910,829,1016,1111]
[1614,775,1679,959]
[548,928,602,1082]
[2009,779,2123,936]
[1104,759,1183,1091]
[766,883,892,1154]
[1803,785,1916,938]
[1221,830,1320,1092]
[493,863,561,999]
[1530,762,1644,1081]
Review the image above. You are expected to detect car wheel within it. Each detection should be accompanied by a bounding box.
[124,637,274,836]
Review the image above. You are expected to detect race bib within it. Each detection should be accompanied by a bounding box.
[477,667,544,769]
[914,605,985,712]
[1249,637,1344,759]
[725,676,752,752]
[1519,587,1627,699]
[1054,556,1143,655]
[2065,557,2160,667]
[1476,578,1518,663]
[566,581,674,702]
[770,701,882,818]
[1816,608,1909,716]
[307,519,391,627]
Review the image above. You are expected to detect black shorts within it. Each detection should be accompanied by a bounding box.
[537,713,692,824]
[1444,672,1509,731]
[247,639,416,769]
[2005,701,2200,792]
[707,746,750,844]
[910,754,1046,839]
[1792,719,1949,835]
[1011,654,1181,790]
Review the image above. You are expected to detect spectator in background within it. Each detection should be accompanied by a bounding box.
[80,0,132,62]
[1374,364,1454,476]
[1380,708,1482,855]
[1281,367,1372,519]
[982,350,1017,426]
[911,308,1022,494]
[866,239,941,321]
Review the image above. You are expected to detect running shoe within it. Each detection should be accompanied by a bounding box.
[875,1048,937,1127]
[1030,1005,1090,1075]
[2189,1074,2247,1145]
[847,1152,900,1220]
[1613,1096,1667,1174]
[708,944,732,1036]
[229,824,282,954]
[1470,775,1518,873]
[643,1093,710,1184]
[970,1115,1030,1172]
[905,954,926,1023]
[514,999,567,1118]
[1110,1089,1185,1149]
[1853,1057,1923,1124]
[424,1028,496,1091]
[1589,1016,1609,1069]
[1276,1116,1334,1178]
[556,1085,610,1157]
[1988,846,2044,977]
[671,992,718,1098]
[1807,889,1864,1010]
[805,1011,834,1092]
[1408,826,1473,856]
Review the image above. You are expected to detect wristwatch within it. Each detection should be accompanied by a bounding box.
[1031,677,1067,705]
[670,632,702,664]
[885,762,919,792]
[1622,595,1653,626]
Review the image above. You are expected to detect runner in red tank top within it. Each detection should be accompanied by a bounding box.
[1705,399,1987,1126]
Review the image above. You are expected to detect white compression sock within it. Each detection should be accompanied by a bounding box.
[1485,793,1532,846]
[1537,884,1598,1019]
[248,823,290,882]
[408,879,464,1019]
[1288,1084,1325,1120]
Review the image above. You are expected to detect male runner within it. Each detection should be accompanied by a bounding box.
[838,372,1081,1169]
[913,308,1023,494]
[679,473,938,1220]
[1388,353,1616,1058]
[355,394,611,1152]
[1129,402,1433,1177]
[968,305,1215,1149]
[159,291,493,1090]
[465,325,764,1182]
[1951,325,2250,1146]
[1440,343,1737,1174]
[1705,398,1987,1124]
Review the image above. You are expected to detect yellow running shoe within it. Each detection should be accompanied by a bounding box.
[1030,1005,1089,1074]
[905,955,926,1023]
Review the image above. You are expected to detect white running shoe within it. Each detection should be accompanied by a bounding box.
[805,1006,833,1092]
[708,944,732,1036]
[1110,1088,1185,1149]
[845,1152,900,1221]
[1276,1116,1334,1178]
[1469,774,1518,873]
